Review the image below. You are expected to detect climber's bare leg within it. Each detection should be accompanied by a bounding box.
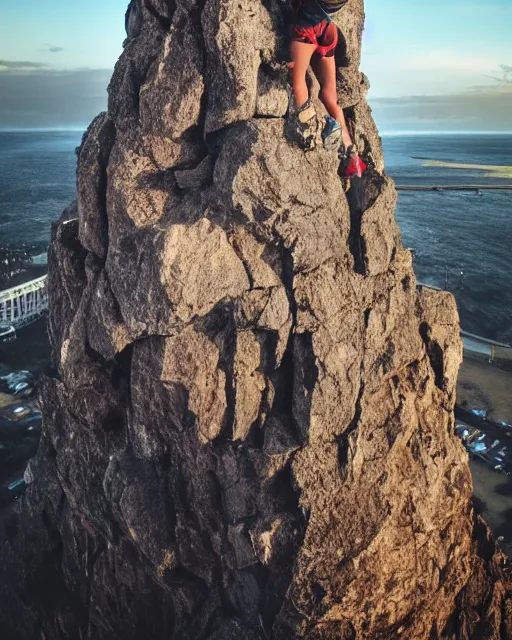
[311,53,353,149]
[290,40,317,108]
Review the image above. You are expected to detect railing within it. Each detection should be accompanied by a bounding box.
[0,275,48,329]
[461,332,512,370]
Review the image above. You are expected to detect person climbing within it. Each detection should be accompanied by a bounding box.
[289,0,366,176]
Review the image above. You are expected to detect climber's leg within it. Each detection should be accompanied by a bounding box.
[289,39,318,149]
[289,39,316,109]
[311,52,353,150]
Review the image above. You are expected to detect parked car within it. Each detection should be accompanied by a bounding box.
[455,423,480,442]
[0,325,16,342]
[467,440,487,455]
[0,371,34,395]
[6,405,30,422]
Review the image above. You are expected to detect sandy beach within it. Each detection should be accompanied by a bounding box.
[470,459,512,557]
[457,357,512,423]
[421,159,512,179]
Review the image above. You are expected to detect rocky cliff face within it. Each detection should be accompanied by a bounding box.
[1,1,511,638]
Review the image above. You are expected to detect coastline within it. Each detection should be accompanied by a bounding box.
[0,247,48,290]
[458,358,512,423]
[421,159,512,179]
[471,459,512,558]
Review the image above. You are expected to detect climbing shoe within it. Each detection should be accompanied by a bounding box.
[342,145,367,178]
[322,116,342,151]
[296,99,317,151]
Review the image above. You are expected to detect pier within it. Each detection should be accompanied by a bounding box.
[0,275,48,329]
[396,185,512,192]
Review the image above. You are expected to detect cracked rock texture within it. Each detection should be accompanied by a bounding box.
[1,0,512,638]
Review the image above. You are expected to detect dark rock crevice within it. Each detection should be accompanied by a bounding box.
[420,321,445,390]
[337,379,364,481]
[144,0,176,30]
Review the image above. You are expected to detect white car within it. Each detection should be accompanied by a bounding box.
[0,324,16,342]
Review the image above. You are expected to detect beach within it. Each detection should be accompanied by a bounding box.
[471,459,512,558]
[458,357,512,424]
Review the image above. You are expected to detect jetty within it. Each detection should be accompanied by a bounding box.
[396,185,512,192]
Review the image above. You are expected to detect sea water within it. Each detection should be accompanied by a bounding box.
[0,130,82,248]
[0,130,510,343]
[384,134,512,344]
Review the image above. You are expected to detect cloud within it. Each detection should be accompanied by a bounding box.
[486,64,512,85]
[43,44,65,53]
[1,56,510,132]
[0,60,47,72]
[397,52,499,73]
[370,85,512,133]
[0,68,111,129]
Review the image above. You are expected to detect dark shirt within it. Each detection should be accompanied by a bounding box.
[292,0,346,27]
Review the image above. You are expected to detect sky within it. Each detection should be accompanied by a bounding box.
[0,0,511,132]
[363,0,512,132]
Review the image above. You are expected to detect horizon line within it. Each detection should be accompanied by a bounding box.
[0,127,87,133]
[2,127,512,136]
[380,131,512,136]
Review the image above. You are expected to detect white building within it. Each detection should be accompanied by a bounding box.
[0,275,48,329]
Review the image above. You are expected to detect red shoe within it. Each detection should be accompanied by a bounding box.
[342,146,367,178]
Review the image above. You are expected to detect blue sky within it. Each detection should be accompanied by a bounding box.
[364,0,512,97]
[0,0,511,130]
[0,1,125,71]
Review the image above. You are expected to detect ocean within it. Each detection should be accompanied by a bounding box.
[0,130,511,344]
[0,131,82,249]
[385,134,512,345]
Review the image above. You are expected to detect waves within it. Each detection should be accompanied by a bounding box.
[384,134,512,344]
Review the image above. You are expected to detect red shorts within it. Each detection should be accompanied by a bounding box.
[290,20,338,57]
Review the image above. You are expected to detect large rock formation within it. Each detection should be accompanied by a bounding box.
[1,0,511,638]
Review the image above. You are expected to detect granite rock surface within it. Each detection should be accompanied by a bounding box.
[1,0,511,638]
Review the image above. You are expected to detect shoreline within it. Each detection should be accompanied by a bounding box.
[419,159,512,178]
[470,459,512,558]
[458,357,512,424]
[0,246,48,290]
